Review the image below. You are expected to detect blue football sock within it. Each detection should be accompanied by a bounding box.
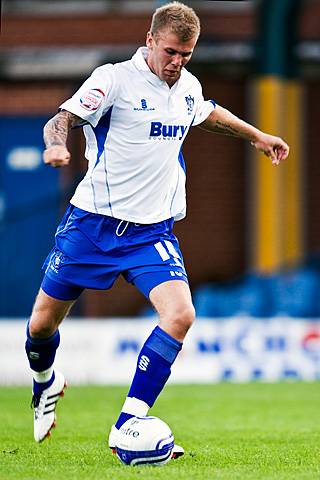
[115,326,182,429]
[25,323,60,394]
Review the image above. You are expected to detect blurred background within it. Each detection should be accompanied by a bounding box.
[1,0,320,321]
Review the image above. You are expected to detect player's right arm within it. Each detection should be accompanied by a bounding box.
[43,110,84,168]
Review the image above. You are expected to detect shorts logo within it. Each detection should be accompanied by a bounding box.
[49,251,65,274]
[80,88,105,111]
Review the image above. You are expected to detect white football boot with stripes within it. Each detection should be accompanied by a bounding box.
[31,370,66,442]
[108,424,185,459]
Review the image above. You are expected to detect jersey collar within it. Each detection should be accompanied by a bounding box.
[132,47,181,89]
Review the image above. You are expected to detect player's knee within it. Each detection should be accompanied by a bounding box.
[29,290,71,338]
[164,304,195,338]
[179,304,195,330]
[28,318,56,339]
[29,307,60,338]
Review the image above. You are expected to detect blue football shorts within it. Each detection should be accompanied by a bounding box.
[41,204,188,301]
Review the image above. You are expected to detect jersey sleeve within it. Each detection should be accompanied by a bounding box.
[59,64,117,127]
[191,79,217,127]
[192,98,216,126]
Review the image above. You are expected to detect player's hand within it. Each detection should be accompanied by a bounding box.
[43,145,71,168]
[251,134,289,166]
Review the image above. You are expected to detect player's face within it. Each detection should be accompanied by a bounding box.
[146,29,197,87]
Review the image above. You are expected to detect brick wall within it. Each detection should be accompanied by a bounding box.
[2,1,320,48]
[1,11,255,48]
[0,82,72,115]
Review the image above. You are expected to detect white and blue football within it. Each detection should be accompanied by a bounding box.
[116,416,174,466]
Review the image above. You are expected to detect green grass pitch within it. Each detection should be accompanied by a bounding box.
[1,383,319,479]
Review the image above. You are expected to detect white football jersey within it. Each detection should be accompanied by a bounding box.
[60,47,216,223]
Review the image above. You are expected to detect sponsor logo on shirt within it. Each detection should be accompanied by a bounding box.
[149,121,188,140]
[134,98,155,112]
[80,88,105,111]
[185,94,195,115]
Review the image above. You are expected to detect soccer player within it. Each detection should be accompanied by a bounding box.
[25,1,289,454]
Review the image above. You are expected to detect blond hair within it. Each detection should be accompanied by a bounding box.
[150,1,200,42]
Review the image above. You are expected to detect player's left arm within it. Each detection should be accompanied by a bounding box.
[199,104,289,165]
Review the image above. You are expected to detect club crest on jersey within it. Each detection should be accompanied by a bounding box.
[80,88,105,111]
[185,94,195,115]
[134,98,155,112]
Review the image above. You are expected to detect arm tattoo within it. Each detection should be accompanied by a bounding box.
[43,111,83,148]
[211,120,241,137]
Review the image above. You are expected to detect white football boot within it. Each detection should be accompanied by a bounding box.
[31,370,66,442]
[108,424,185,459]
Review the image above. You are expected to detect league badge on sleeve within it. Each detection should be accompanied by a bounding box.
[80,88,105,111]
